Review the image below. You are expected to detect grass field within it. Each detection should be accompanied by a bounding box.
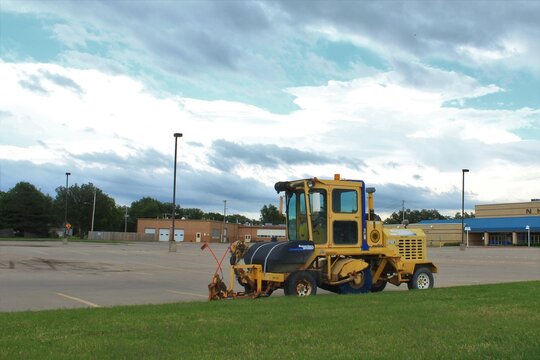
[1,281,538,359]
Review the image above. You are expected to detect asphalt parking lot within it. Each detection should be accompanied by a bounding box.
[1,241,539,312]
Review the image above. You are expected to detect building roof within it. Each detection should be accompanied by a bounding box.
[419,216,540,232]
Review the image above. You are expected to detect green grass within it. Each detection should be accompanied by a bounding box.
[1,282,539,359]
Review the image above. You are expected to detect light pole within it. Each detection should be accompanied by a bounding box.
[170,132,182,252]
[461,169,469,250]
[64,172,71,244]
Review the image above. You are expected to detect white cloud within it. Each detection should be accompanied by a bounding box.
[1,60,539,214]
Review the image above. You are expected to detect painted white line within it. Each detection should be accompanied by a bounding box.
[167,289,208,299]
[55,292,101,308]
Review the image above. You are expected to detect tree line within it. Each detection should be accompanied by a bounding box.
[383,208,474,224]
[0,181,471,238]
[0,182,284,238]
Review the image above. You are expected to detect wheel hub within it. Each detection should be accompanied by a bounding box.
[296,280,312,296]
[416,273,430,289]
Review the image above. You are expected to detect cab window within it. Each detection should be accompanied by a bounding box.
[332,189,358,213]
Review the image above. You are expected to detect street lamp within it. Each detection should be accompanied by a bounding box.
[461,169,469,250]
[64,172,71,243]
[170,133,183,252]
[222,200,227,243]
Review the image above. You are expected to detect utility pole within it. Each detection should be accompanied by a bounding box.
[124,205,128,232]
[91,188,96,232]
[222,200,227,243]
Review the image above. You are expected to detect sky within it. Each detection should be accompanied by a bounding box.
[0,0,539,220]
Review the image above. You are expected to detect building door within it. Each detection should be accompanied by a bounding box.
[195,232,202,242]
[159,228,170,241]
[244,234,251,243]
[174,229,184,242]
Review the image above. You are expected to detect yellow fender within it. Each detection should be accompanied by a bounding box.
[330,258,369,282]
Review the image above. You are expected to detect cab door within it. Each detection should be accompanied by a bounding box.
[330,187,361,246]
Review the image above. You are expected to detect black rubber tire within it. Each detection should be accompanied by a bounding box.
[284,271,317,297]
[408,267,434,290]
[339,268,372,294]
[370,280,387,293]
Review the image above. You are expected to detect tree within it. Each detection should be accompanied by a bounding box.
[0,191,6,229]
[260,204,285,225]
[203,212,224,221]
[454,211,475,219]
[1,182,53,236]
[128,197,166,231]
[384,209,448,224]
[227,213,255,225]
[53,183,121,237]
[178,208,204,220]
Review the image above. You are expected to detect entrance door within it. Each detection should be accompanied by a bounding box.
[196,232,202,242]
[159,228,170,241]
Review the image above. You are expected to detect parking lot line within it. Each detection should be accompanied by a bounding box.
[167,289,207,299]
[55,292,101,308]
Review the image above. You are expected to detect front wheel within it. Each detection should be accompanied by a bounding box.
[407,267,434,290]
[284,271,317,297]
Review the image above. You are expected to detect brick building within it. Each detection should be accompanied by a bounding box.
[136,218,285,243]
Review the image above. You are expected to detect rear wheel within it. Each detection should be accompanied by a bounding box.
[339,268,372,294]
[284,271,317,296]
[408,267,434,290]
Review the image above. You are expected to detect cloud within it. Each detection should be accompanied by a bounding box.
[18,73,48,94]
[208,139,345,170]
[1,0,539,221]
[281,0,540,71]
[40,70,84,94]
[16,68,83,95]
[1,60,538,218]
[3,0,538,115]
